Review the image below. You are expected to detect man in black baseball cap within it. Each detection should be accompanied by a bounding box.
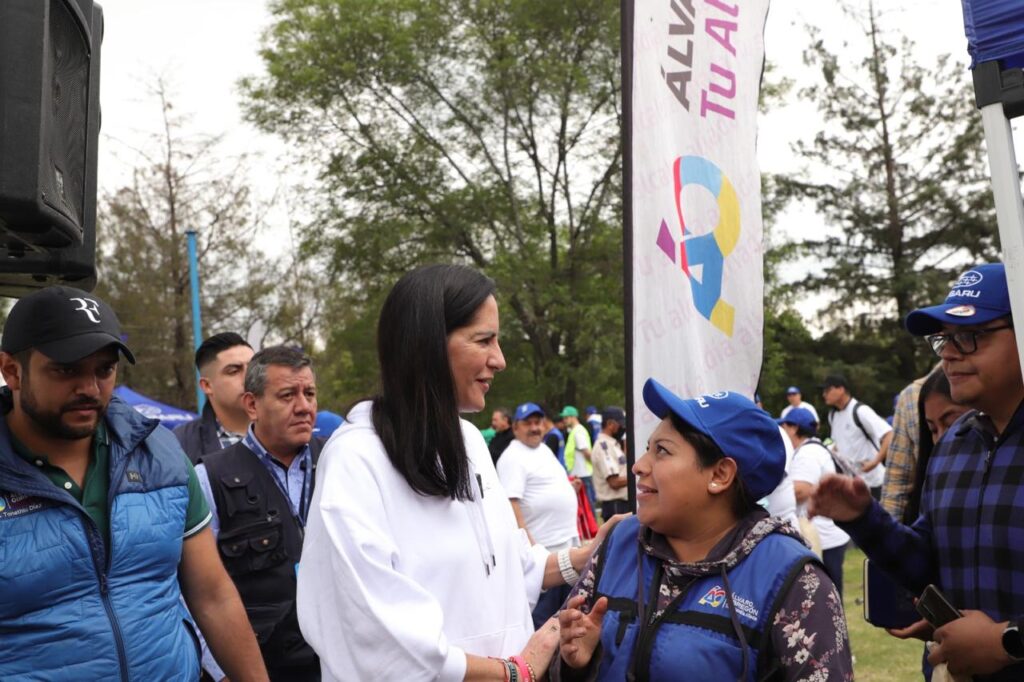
[0,286,268,681]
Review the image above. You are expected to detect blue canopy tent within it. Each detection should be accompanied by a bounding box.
[113,386,197,429]
[962,0,1024,373]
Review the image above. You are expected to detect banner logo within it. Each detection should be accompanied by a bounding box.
[656,156,739,336]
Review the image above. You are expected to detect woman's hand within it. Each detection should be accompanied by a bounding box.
[559,595,608,669]
[522,617,560,678]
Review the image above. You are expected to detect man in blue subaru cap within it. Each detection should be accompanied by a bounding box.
[812,262,1024,680]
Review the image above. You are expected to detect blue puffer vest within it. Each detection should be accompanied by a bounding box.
[594,516,815,681]
[0,395,201,681]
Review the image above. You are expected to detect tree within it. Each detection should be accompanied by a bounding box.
[96,86,283,409]
[778,1,999,384]
[242,0,623,410]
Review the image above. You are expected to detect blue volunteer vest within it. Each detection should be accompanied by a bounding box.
[594,516,815,681]
[0,397,201,681]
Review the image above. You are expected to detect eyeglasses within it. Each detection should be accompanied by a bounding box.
[925,324,1014,356]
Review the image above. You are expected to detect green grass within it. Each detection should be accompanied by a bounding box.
[842,547,924,680]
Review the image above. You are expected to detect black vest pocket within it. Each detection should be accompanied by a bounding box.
[217,518,288,574]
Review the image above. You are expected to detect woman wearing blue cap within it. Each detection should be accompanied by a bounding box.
[555,379,853,681]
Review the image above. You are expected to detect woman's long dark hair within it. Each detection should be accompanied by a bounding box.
[372,264,497,500]
[904,369,954,523]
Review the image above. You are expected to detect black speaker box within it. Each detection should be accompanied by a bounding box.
[0,0,102,295]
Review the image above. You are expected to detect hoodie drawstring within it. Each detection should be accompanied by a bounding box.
[465,467,496,576]
[721,565,751,682]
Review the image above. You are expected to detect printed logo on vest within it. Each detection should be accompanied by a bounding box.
[698,585,726,608]
[127,471,143,483]
[731,593,761,623]
[0,492,55,520]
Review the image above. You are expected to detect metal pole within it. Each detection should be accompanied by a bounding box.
[978,104,1024,379]
[186,230,205,412]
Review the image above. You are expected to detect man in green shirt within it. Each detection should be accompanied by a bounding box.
[0,286,268,681]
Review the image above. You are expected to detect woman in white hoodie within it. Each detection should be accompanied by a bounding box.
[297,264,618,682]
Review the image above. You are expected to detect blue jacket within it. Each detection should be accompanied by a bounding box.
[594,515,815,681]
[0,395,202,681]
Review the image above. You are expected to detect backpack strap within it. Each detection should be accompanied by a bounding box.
[851,402,879,451]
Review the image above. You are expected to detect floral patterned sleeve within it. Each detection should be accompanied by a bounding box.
[547,543,605,682]
[770,562,854,681]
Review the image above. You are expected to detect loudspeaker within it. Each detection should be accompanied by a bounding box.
[0,0,102,295]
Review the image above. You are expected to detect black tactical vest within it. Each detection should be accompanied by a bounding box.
[202,438,325,680]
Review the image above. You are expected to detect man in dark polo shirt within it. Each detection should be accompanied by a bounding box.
[0,286,267,681]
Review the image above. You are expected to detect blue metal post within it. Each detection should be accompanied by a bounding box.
[186,230,205,412]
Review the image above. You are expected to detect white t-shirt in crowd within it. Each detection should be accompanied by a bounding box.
[497,439,580,550]
[763,425,799,529]
[780,401,821,424]
[296,401,547,682]
[828,397,892,488]
[789,439,851,551]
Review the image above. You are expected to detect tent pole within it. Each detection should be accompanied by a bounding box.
[979,103,1024,378]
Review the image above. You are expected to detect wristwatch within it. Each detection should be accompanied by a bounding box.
[1002,621,1024,661]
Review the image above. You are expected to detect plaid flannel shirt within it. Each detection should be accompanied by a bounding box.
[842,401,1024,681]
[880,379,923,521]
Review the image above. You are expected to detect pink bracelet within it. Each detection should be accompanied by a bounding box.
[510,655,534,682]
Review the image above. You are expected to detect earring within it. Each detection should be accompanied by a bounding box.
[710,483,718,488]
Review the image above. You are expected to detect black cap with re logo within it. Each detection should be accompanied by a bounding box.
[1,286,136,364]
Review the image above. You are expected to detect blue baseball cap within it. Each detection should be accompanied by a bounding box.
[905,263,1011,335]
[785,386,800,395]
[642,378,786,500]
[514,402,545,422]
[313,410,345,437]
[777,407,817,433]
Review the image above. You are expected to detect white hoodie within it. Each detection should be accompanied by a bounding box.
[297,401,548,682]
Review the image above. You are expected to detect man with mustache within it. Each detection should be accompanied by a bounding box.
[496,402,580,628]
[196,345,327,681]
[0,286,266,681]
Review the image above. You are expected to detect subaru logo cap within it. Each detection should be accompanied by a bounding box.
[777,406,817,433]
[1,286,136,364]
[642,378,786,500]
[905,263,1010,336]
[514,402,544,422]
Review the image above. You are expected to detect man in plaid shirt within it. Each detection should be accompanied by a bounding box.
[812,262,1024,680]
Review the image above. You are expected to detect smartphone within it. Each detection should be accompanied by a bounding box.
[916,584,962,628]
[863,560,919,629]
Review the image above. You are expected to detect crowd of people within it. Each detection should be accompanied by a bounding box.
[0,260,1022,681]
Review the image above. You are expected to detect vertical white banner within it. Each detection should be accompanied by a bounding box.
[627,0,769,447]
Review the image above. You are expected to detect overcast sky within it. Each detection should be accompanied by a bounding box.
[94,0,1022,309]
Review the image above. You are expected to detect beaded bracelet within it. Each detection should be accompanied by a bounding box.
[557,548,580,585]
[510,655,534,682]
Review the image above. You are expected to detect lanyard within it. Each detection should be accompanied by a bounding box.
[243,427,313,527]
